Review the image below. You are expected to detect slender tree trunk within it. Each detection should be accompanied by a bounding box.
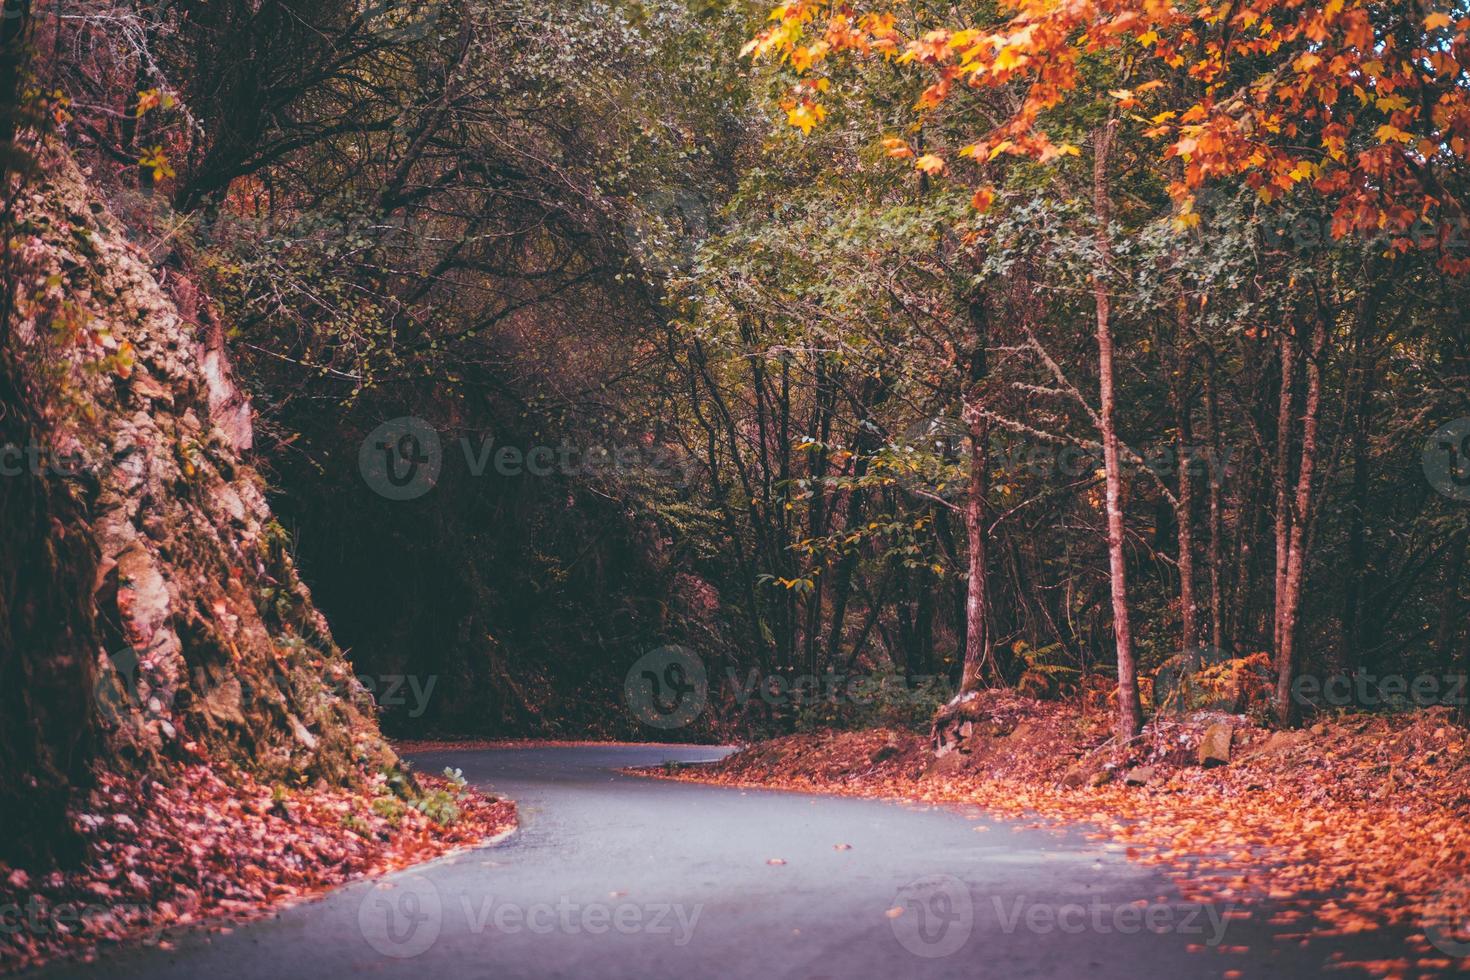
[933,505,970,681]
[825,389,883,666]
[1093,120,1143,740]
[958,295,993,692]
[1240,460,1274,650]
[1203,361,1226,652]
[1340,279,1383,672]
[915,569,935,675]
[777,359,795,668]
[1432,530,1467,722]
[1272,328,1297,658]
[802,356,834,676]
[1172,300,1199,653]
[960,402,991,692]
[0,0,29,149]
[1275,315,1326,725]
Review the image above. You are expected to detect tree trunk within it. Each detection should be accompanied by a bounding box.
[933,505,970,683]
[958,294,993,692]
[1275,315,1326,725]
[1340,277,1383,672]
[960,402,992,692]
[1203,360,1226,652]
[1434,530,1467,724]
[825,388,884,666]
[1172,300,1198,653]
[0,0,29,149]
[802,355,834,676]
[1272,327,1297,659]
[1093,120,1143,741]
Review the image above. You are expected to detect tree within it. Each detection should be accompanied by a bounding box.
[742,0,1470,730]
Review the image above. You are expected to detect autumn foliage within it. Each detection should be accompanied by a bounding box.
[746,0,1470,274]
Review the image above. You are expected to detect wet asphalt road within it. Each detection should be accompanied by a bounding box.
[33,744,1420,979]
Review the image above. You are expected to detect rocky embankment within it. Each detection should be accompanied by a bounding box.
[0,146,514,972]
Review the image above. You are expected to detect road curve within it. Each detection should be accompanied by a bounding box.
[34,744,1414,979]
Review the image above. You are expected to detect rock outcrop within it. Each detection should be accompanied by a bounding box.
[1,147,395,863]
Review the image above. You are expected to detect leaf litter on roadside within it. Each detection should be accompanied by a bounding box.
[635,706,1470,979]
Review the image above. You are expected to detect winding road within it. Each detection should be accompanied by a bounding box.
[35,745,1418,979]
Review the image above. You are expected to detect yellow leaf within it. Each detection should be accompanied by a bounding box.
[1424,12,1452,30]
[1293,52,1322,73]
[993,45,1026,72]
[786,102,826,134]
[914,153,946,175]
